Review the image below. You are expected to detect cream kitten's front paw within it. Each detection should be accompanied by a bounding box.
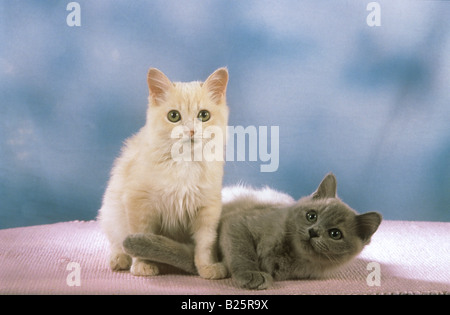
[197,262,228,279]
[130,259,159,276]
[110,252,132,271]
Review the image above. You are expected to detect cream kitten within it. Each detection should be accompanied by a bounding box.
[97,67,229,279]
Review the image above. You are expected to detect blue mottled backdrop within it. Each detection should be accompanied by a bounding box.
[1,0,449,228]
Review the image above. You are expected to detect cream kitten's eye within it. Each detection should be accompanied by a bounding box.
[197,110,210,122]
[306,210,317,223]
[167,110,181,123]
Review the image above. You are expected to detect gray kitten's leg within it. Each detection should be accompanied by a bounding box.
[221,230,273,290]
[123,233,198,275]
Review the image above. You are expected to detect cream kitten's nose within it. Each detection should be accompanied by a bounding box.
[184,120,196,138]
[183,128,195,139]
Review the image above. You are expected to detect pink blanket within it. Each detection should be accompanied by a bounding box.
[0,220,449,294]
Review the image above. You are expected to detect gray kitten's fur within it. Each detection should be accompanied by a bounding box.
[123,173,382,290]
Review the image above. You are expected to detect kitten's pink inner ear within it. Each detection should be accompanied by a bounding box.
[147,68,172,104]
[204,68,228,103]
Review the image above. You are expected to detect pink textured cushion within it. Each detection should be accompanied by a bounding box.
[0,220,449,294]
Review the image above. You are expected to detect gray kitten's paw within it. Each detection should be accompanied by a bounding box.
[122,233,150,257]
[233,270,273,290]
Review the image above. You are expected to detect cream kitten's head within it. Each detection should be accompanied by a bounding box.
[144,67,229,162]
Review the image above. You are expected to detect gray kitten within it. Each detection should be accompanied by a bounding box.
[123,173,382,290]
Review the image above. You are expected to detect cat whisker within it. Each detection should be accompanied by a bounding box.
[314,241,330,252]
[321,251,339,264]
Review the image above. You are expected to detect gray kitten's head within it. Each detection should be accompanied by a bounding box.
[289,173,382,269]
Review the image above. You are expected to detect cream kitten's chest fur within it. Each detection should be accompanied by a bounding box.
[108,135,219,240]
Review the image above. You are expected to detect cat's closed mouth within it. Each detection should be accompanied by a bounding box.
[299,237,330,256]
[309,238,330,253]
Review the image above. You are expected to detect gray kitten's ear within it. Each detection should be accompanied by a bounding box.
[147,68,173,105]
[355,212,382,244]
[312,172,337,199]
[203,67,228,104]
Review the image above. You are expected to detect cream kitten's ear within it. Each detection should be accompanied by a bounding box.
[147,68,173,105]
[203,67,228,104]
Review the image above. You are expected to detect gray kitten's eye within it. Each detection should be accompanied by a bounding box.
[306,210,317,222]
[168,110,181,123]
[197,110,210,122]
[329,228,342,240]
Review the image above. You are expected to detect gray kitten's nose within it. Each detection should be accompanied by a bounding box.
[308,228,319,238]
